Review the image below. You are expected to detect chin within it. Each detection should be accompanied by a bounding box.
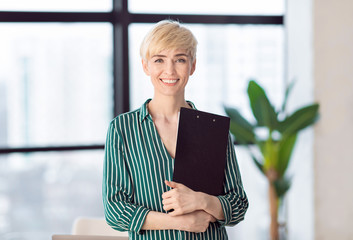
[155,90,184,98]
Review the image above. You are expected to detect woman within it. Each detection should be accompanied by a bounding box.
[103,20,248,239]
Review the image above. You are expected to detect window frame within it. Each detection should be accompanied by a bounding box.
[0,0,284,154]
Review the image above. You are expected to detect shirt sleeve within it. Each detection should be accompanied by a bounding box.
[216,135,249,227]
[102,120,150,234]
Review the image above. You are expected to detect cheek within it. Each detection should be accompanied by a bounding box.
[149,66,162,77]
[181,67,193,77]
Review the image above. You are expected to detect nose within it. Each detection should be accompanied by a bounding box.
[165,60,176,75]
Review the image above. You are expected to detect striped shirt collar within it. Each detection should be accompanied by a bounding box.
[139,98,197,123]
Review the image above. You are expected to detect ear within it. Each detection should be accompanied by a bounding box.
[142,58,150,76]
[190,59,196,76]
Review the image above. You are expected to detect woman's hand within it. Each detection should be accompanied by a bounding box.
[177,210,216,233]
[162,180,226,221]
[162,180,203,216]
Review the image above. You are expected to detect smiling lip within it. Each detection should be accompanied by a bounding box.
[160,78,179,85]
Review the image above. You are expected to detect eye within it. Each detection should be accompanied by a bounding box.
[154,58,163,63]
[176,58,186,63]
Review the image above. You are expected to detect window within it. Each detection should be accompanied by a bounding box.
[0,151,104,239]
[0,1,284,239]
[0,23,113,147]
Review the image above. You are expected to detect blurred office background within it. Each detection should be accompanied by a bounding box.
[0,0,352,239]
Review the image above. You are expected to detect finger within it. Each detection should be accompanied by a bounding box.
[162,189,175,199]
[162,198,174,206]
[163,203,175,212]
[164,180,176,189]
[165,180,183,189]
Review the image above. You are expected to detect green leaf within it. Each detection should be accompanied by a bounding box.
[229,121,255,144]
[277,134,297,177]
[281,79,296,112]
[274,177,291,199]
[257,140,266,156]
[224,106,256,144]
[224,106,254,132]
[247,80,278,129]
[262,138,279,171]
[278,103,319,136]
[256,139,277,172]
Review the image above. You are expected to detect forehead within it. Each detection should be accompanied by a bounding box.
[150,49,189,58]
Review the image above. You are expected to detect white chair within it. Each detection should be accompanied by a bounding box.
[72,217,129,238]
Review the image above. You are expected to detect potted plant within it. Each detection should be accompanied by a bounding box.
[224,80,319,240]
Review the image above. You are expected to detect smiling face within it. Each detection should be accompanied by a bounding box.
[142,48,196,98]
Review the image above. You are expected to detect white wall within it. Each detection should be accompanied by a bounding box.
[313,0,353,239]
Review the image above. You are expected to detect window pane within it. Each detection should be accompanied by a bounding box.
[129,24,285,118]
[0,0,112,12]
[0,151,104,240]
[0,23,113,147]
[129,0,285,15]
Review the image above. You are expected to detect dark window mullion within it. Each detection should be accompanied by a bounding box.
[130,13,283,25]
[113,0,130,116]
[0,11,113,22]
[0,11,283,25]
[0,145,104,154]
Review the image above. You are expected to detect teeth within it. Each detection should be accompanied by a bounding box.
[161,79,178,84]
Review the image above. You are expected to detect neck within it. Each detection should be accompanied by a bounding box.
[148,94,190,120]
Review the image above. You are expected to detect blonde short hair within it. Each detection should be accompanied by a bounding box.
[140,20,198,61]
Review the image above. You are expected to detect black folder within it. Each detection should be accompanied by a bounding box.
[173,107,230,196]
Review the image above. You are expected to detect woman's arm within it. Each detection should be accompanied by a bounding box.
[103,120,150,234]
[216,135,248,226]
[142,210,216,233]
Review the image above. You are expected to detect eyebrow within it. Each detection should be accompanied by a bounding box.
[151,53,189,58]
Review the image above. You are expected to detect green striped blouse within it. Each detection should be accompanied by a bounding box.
[102,99,248,240]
